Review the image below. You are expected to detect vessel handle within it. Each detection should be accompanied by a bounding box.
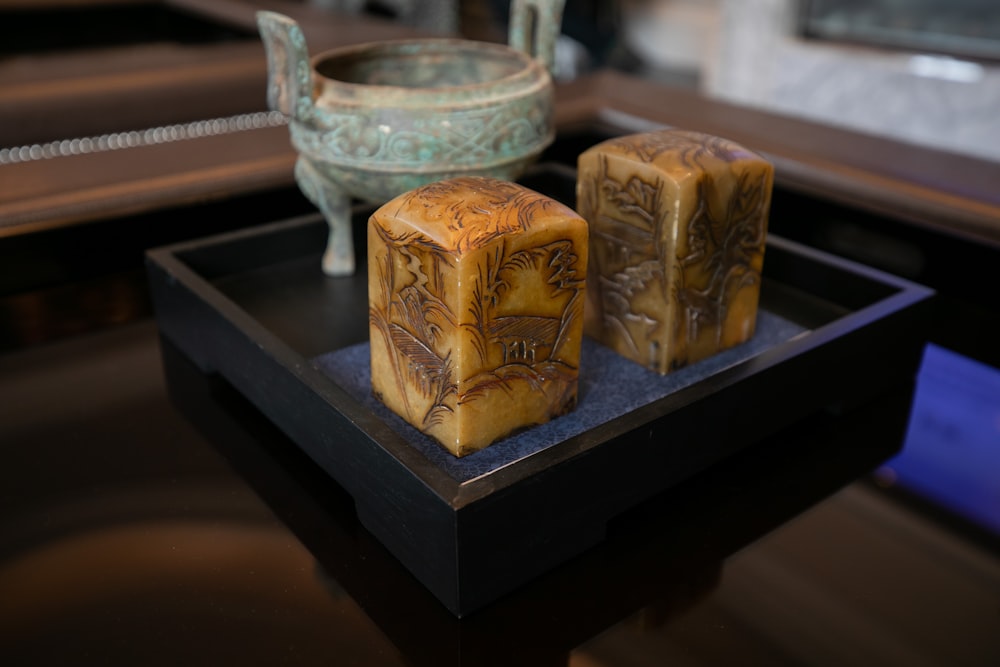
[256,11,313,120]
[508,0,566,74]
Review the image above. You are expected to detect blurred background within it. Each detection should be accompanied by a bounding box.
[4,0,999,157]
[337,0,1000,162]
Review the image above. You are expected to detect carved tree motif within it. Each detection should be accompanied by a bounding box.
[369,223,458,429]
[579,129,772,373]
[585,155,666,360]
[369,176,588,455]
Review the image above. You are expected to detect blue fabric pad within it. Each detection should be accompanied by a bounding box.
[313,310,806,483]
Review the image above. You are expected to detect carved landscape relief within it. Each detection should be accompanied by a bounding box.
[368,177,586,454]
[581,158,667,370]
[581,131,771,372]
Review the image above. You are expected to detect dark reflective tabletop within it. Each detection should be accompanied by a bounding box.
[2,296,998,664]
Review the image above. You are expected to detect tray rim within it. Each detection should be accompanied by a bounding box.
[146,209,933,510]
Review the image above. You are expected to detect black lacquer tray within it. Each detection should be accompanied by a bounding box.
[161,330,914,667]
[146,165,934,616]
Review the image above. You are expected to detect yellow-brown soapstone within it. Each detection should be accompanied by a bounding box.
[577,129,773,374]
[368,176,588,457]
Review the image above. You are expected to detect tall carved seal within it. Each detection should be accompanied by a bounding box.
[368,176,588,456]
[578,129,773,374]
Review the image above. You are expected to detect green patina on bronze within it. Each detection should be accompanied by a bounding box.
[257,1,566,277]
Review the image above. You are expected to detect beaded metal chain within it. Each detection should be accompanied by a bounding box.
[0,111,288,165]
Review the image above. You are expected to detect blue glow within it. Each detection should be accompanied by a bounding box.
[885,344,1000,535]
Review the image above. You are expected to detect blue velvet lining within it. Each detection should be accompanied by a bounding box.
[312,310,805,483]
